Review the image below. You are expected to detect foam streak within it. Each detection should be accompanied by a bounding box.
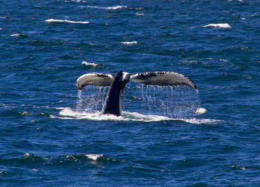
[203,23,231,29]
[45,19,89,24]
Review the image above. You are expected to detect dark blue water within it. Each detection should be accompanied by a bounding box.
[1,0,260,186]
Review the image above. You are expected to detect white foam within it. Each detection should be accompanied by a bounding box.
[120,41,138,45]
[136,13,145,16]
[24,153,32,157]
[85,154,103,161]
[70,0,86,2]
[180,118,220,124]
[82,61,98,67]
[45,19,89,24]
[86,5,127,10]
[55,107,220,124]
[195,107,207,115]
[10,33,23,37]
[203,23,231,29]
[106,5,127,10]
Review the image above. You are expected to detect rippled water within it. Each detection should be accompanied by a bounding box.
[0,0,259,186]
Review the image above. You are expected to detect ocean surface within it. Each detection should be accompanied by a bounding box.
[0,0,259,186]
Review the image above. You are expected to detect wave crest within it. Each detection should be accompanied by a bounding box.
[121,41,138,45]
[203,23,231,29]
[82,61,99,67]
[45,19,89,24]
[85,5,127,10]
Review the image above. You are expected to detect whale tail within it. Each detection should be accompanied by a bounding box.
[76,71,197,90]
[75,71,197,116]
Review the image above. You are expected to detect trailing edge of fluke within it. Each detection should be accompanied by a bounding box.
[75,71,197,116]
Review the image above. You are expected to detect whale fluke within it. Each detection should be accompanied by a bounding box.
[130,72,197,89]
[75,71,197,116]
[76,73,114,90]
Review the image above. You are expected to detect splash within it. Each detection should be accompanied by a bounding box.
[75,86,108,113]
[196,107,207,114]
[54,85,220,124]
[54,107,219,124]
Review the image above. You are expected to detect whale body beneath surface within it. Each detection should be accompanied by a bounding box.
[75,71,197,116]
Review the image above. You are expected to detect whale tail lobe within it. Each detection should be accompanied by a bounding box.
[130,72,197,89]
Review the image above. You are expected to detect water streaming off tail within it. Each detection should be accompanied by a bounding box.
[76,90,82,111]
[76,84,200,118]
[76,86,109,112]
[124,84,200,118]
